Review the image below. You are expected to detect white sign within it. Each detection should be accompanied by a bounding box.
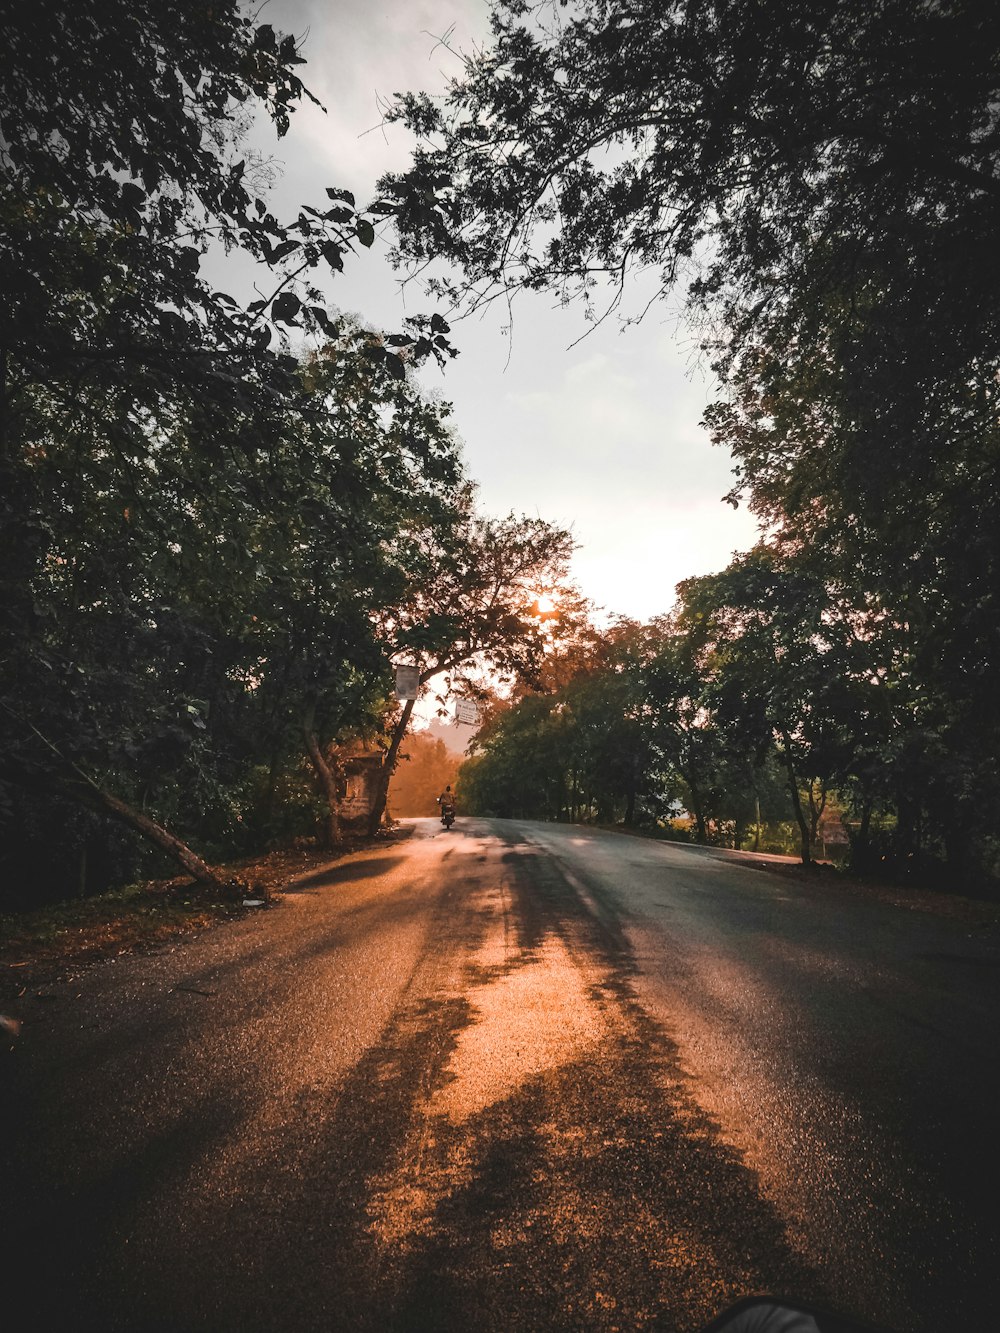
[394,664,420,700]
[455,699,480,726]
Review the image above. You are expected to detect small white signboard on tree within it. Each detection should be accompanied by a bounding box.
[455,698,480,726]
[394,664,420,700]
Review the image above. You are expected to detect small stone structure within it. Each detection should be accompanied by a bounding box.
[337,743,384,830]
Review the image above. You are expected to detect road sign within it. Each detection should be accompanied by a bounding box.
[455,698,480,726]
[394,664,420,700]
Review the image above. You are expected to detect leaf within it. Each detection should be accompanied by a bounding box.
[268,239,300,263]
[382,350,406,380]
[120,182,146,211]
[271,291,301,324]
[321,240,344,272]
[355,218,376,248]
[326,187,356,207]
[308,305,338,337]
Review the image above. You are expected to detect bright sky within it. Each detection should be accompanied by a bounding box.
[245,0,760,622]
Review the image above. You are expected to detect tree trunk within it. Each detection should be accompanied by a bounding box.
[682,766,708,844]
[4,716,223,886]
[690,786,708,843]
[779,730,811,864]
[807,779,827,849]
[304,722,343,851]
[86,785,223,886]
[369,695,416,835]
[259,746,282,830]
[850,794,874,870]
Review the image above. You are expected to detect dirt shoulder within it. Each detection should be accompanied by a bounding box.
[0,837,399,1008]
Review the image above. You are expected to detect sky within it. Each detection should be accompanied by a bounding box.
[243,0,761,623]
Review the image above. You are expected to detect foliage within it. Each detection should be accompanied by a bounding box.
[2,0,448,416]
[383,0,1000,335]
[365,501,576,832]
[381,0,1000,890]
[461,619,656,825]
[0,0,482,899]
[388,733,464,818]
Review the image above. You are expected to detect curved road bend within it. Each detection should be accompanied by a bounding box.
[2,819,998,1332]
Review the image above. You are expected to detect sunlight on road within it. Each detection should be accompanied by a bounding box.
[432,933,603,1125]
[367,915,607,1251]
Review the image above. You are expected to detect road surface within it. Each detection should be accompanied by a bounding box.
[3,819,998,1332]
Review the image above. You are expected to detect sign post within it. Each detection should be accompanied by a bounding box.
[394,664,420,701]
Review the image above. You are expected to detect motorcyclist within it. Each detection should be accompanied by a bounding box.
[437,785,457,821]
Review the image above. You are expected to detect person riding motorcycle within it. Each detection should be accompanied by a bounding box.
[437,785,457,825]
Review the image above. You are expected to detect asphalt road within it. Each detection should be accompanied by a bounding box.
[3,819,999,1332]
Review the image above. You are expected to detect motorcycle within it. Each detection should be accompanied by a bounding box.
[440,806,456,830]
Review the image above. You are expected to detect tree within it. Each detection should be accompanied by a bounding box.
[383,0,1000,888]
[671,547,896,864]
[640,623,727,846]
[367,503,575,832]
[383,1,1000,334]
[2,0,450,426]
[553,621,653,825]
[460,617,657,827]
[460,693,570,821]
[0,0,460,894]
[388,734,464,817]
[243,321,468,849]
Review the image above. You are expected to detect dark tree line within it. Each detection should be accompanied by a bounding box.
[0,1,571,907]
[389,0,1000,894]
[460,544,990,889]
